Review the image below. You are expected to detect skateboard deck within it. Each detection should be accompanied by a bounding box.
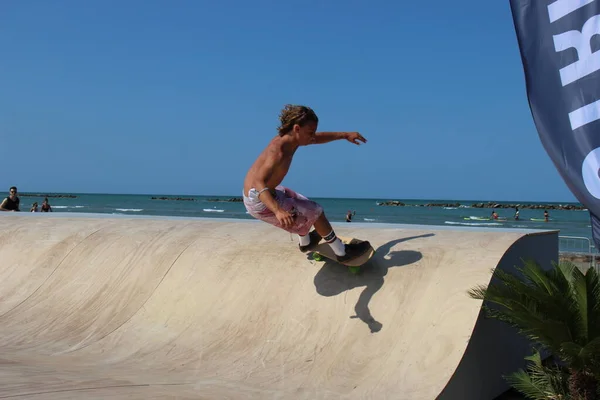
[310,235,375,273]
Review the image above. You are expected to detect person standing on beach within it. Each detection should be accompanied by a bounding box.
[0,186,20,211]
[243,104,372,263]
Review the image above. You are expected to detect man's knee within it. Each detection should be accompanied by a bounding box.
[317,209,326,220]
[312,201,324,216]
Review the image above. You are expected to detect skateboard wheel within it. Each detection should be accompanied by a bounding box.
[313,253,323,261]
[348,266,360,274]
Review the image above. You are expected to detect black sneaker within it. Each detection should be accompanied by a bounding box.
[299,230,322,253]
[336,241,372,263]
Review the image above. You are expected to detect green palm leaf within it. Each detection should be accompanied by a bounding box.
[505,350,569,399]
[469,261,581,352]
[585,269,600,340]
[566,264,589,343]
[468,258,600,394]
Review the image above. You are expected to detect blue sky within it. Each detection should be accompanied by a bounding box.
[0,0,579,202]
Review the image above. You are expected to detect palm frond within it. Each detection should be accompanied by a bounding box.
[559,338,600,375]
[556,261,577,285]
[520,258,562,295]
[585,268,600,340]
[505,350,570,399]
[468,260,600,372]
[579,337,600,376]
[472,263,579,350]
[506,370,551,400]
[466,284,487,301]
[520,261,580,319]
[482,273,572,324]
[560,342,585,370]
[567,264,589,344]
[484,262,578,325]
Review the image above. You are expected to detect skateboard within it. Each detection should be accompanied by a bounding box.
[310,235,375,274]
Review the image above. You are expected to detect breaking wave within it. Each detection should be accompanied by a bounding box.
[445,221,503,227]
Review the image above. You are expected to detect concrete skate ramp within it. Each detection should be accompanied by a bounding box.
[0,214,558,399]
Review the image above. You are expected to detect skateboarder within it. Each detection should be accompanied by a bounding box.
[243,104,371,263]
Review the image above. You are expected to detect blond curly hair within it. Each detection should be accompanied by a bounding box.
[277,104,319,135]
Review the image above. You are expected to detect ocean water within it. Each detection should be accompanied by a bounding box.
[15,192,594,251]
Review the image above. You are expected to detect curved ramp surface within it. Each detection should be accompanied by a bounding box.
[0,215,558,399]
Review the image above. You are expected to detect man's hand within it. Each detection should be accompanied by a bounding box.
[275,209,296,228]
[345,132,367,145]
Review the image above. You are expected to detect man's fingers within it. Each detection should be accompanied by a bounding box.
[349,134,367,145]
[282,215,294,227]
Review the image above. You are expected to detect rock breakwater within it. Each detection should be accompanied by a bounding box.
[151,197,196,201]
[377,200,585,210]
[20,193,78,198]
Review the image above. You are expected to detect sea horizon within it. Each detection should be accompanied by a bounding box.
[5,190,592,254]
[13,190,583,206]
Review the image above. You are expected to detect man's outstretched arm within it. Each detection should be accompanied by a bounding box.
[314,131,367,145]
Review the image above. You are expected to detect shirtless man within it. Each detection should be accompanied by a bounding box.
[0,186,20,211]
[243,104,371,263]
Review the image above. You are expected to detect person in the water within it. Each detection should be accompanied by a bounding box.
[0,186,20,212]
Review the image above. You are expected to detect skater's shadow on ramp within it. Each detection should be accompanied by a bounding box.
[312,233,434,333]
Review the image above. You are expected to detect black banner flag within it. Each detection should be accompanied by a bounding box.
[510,0,600,249]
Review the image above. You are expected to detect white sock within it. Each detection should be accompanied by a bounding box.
[329,238,346,256]
[298,234,311,246]
[323,231,345,256]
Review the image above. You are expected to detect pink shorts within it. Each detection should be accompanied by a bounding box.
[243,185,323,236]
